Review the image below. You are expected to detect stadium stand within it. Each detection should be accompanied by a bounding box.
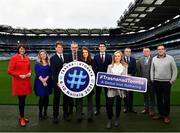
[0,0,179,64]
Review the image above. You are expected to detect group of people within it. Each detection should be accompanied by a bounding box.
[7,41,177,129]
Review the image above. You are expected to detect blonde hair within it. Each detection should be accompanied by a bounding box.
[37,49,50,65]
[111,50,128,67]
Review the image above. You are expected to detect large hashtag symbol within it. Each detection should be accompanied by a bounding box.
[67,70,87,89]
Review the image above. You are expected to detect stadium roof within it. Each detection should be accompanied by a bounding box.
[117,0,180,32]
[0,26,110,36]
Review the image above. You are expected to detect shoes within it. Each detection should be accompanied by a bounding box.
[18,117,26,127]
[129,109,137,113]
[141,109,149,114]
[43,112,48,119]
[87,118,93,123]
[123,109,128,113]
[106,120,112,129]
[149,111,155,117]
[94,110,100,116]
[39,113,43,120]
[164,117,171,124]
[114,118,119,127]
[77,118,82,123]
[64,115,71,121]
[152,115,164,120]
[23,117,29,123]
[53,117,59,124]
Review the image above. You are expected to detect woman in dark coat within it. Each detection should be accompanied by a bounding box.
[76,46,95,122]
[34,49,52,120]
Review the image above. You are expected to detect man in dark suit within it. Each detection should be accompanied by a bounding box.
[123,47,137,113]
[50,41,68,123]
[137,47,155,116]
[94,42,112,115]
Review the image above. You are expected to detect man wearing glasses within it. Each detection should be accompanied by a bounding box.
[151,45,177,124]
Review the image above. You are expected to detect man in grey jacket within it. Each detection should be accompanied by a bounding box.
[150,45,177,124]
[138,47,155,117]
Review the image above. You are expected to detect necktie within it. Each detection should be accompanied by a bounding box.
[101,54,104,63]
[126,57,129,63]
[60,54,64,62]
[73,53,77,61]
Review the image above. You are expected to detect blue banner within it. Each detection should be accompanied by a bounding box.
[96,72,147,93]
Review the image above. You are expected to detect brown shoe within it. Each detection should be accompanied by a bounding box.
[152,115,163,120]
[149,111,155,117]
[164,117,171,124]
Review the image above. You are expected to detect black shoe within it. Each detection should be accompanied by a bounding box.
[129,109,137,113]
[43,112,48,119]
[77,118,82,123]
[87,118,93,123]
[53,117,59,124]
[64,115,71,121]
[39,113,43,120]
[39,115,43,121]
[94,110,100,116]
[123,109,128,113]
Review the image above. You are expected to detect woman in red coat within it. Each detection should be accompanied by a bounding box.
[8,44,32,127]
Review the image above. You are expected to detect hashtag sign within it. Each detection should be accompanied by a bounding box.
[67,70,87,89]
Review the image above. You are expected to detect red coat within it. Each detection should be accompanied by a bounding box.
[8,54,32,96]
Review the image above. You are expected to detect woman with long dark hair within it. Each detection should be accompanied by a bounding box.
[76,47,95,122]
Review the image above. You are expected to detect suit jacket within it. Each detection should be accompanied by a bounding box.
[124,56,136,76]
[66,52,81,63]
[94,53,112,74]
[50,53,67,84]
[80,59,95,95]
[138,56,152,81]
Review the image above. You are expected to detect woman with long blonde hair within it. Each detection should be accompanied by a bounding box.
[106,50,128,129]
[34,49,52,120]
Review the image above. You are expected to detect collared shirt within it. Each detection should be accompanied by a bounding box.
[100,52,105,62]
[144,56,150,65]
[125,56,130,63]
[57,53,64,62]
[157,53,166,58]
[72,52,78,61]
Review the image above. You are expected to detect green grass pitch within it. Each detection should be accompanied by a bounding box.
[0,60,179,105]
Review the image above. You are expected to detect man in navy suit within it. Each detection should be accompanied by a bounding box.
[94,42,112,115]
[123,47,137,113]
[50,41,69,123]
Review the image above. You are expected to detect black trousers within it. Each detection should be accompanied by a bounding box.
[124,91,134,111]
[18,96,26,117]
[63,94,74,118]
[53,86,61,118]
[107,96,122,120]
[154,81,171,117]
[95,86,108,112]
[39,96,49,116]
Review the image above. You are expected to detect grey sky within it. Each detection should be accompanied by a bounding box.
[0,0,133,29]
